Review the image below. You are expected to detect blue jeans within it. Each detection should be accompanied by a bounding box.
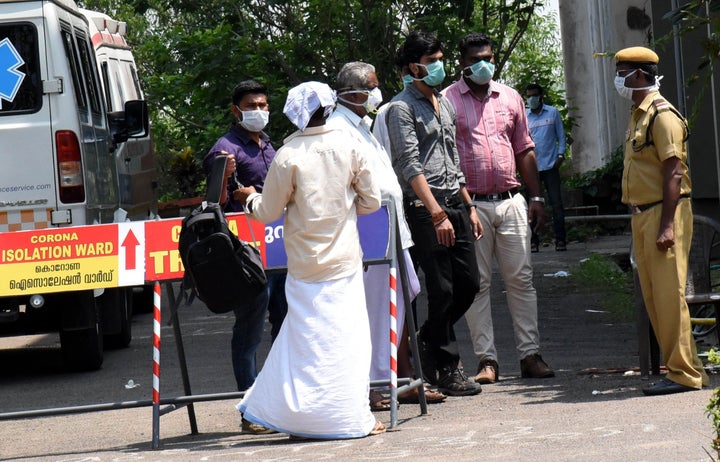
[532,166,566,245]
[231,272,287,391]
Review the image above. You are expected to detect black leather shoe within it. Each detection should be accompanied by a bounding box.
[642,377,698,396]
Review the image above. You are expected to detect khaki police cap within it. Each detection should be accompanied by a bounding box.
[615,46,659,64]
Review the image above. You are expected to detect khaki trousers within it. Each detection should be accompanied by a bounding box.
[465,193,540,362]
[632,199,708,388]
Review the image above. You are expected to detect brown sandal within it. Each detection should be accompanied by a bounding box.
[398,385,447,404]
[369,390,394,411]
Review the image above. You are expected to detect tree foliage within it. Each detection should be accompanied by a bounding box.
[79,0,568,201]
[659,0,720,128]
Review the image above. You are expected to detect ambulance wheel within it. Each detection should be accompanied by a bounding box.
[60,292,104,371]
[103,287,133,349]
[132,284,155,314]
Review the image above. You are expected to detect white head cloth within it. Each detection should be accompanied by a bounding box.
[283,81,337,131]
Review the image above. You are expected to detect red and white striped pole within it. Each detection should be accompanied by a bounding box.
[151,282,162,449]
[389,265,398,427]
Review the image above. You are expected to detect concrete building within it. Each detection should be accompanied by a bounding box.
[558,0,719,213]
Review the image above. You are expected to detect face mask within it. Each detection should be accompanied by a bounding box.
[237,108,269,132]
[413,60,446,87]
[364,87,383,113]
[614,69,661,101]
[614,70,637,100]
[464,60,495,85]
[402,74,414,87]
[527,96,541,110]
[339,87,383,114]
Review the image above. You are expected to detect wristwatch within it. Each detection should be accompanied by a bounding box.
[530,196,545,204]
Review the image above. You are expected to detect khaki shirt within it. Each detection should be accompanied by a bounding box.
[621,91,691,205]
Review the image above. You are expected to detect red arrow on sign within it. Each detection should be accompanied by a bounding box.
[121,229,140,270]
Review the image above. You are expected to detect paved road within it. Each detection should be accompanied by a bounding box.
[1,233,718,461]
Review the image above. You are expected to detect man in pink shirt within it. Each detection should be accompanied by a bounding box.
[442,33,554,384]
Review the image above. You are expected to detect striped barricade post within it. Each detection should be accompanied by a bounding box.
[151,282,162,449]
[389,263,398,427]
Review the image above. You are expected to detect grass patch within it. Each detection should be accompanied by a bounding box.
[570,253,635,321]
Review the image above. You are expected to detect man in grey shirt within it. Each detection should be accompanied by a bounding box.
[385,31,482,396]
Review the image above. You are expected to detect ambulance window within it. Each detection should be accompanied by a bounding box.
[106,58,123,110]
[75,33,102,115]
[130,65,142,99]
[0,22,42,115]
[100,61,112,110]
[61,27,87,110]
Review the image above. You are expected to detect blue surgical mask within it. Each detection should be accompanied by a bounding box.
[413,60,446,87]
[464,60,495,85]
[402,74,414,87]
[527,96,541,110]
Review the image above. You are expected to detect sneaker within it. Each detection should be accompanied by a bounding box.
[520,353,555,378]
[437,367,482,396]
[474,358,499,384]
[555,241,567,251]
[417,334,438,385]
[531,241,539,253]
[242,417,278,435]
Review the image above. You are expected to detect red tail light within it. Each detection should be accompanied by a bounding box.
[55,131,85,203]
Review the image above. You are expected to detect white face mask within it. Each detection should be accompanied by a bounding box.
[614,69,661,100]
[237,108,269,132]
[339,87,383,114]
[614,70,636,100]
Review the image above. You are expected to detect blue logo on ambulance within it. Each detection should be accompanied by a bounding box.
[0,38,25,109]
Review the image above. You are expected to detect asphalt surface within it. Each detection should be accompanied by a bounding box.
[2,231,720,461]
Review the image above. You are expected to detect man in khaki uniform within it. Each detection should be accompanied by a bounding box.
[616,46,708,396]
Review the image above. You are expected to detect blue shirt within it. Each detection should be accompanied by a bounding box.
[526,104,566,172]
[203,124,276,212]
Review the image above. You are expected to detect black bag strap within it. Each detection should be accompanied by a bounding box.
[633,98,690,152]
[206,155,228,204]
[206,154,261,253]
[184,211,220,229]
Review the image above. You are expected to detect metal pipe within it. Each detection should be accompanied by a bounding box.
[0,391,245,421]
[671,0,687,115]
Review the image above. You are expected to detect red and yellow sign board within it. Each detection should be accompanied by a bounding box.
[144,215,265,282]
[0,225,118,295]
[0,214,265,296]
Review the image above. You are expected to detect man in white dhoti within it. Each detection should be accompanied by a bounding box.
[236,81,385,439]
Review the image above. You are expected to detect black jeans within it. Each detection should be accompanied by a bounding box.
[406,197,480,370]
[532,166,566,245]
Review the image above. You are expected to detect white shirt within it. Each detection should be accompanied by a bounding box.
[329,104,414,249]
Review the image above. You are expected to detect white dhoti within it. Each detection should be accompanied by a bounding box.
[237,267,376,439]
[365,249,421,381]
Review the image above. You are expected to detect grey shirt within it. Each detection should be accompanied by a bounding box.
[385,84,465,199]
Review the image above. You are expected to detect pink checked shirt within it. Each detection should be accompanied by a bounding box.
[442,78,534,195]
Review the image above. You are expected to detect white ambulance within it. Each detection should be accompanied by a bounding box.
[0,0,157,370]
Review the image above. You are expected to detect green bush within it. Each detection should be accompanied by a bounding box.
[570,253,634,320]
[564,145,627,214]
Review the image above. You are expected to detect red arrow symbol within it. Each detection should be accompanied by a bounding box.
[121,229,140,270]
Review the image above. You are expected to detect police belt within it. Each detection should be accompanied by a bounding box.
[629,194,690,214]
